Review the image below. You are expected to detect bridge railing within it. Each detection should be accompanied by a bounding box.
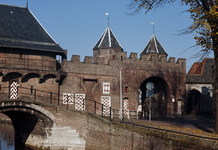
[0,86,59,105]
[110,109,139,120]
[0,86,119,120]
[0,86,140,120]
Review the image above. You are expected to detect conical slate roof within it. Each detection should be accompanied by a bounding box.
[140,34,167,56]
[93,26,122,49]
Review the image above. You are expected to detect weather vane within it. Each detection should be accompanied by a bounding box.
[106,13,109,27]
[151,22,154,34]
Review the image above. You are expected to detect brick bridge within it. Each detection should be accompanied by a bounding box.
[0,100,88,149]
[0,86,125,149]
[0,86,111,149]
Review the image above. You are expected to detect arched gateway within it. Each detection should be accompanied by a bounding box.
[186,89,204,115]
[140,77,168,117]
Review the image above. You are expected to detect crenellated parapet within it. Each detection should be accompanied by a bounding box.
[71,55,80,63]
[84,56,93,64]
[65,51,186,75]
[129,53,137,60]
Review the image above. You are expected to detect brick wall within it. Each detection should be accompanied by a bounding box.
[0,47,186,116]
[61,52,186,116]
[0,48,57,70]
[40,105,211,150]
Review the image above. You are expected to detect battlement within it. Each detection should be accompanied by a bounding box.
[84,56,93,64]
[129,53,137,60]
[68,51,186,72]
[71,55,80,63]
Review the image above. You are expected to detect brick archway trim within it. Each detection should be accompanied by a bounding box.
[0,101,55,121]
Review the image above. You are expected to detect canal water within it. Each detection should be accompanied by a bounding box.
[0,121,15,150]
[0,121,35,150]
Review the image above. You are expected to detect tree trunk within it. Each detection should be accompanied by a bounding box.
[213,31,218,133]
[214,57,218,133]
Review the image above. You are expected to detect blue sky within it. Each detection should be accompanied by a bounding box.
[1,0,214,72]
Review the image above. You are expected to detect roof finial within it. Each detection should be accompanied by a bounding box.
[105,13,109,27]
[151,22,154,34]
[26,0,28,8]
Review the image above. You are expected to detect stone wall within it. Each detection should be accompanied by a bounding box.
[40,104,212,150]
[0,101,213,149]
[42,105,172,149]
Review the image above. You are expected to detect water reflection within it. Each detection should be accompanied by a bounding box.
[0,122,35,150]
[0,122,15,150]
[1,135,14,150]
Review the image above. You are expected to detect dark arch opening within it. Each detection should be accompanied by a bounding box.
[186,89,202,115]
[40,74,57,83]
[0,104,54,148]
[140,77,168,117]
[21,73,40,82]
[4,72,22,82]
[3,111,38,147]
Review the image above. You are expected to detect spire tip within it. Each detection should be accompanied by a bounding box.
[26,0,28,8]
[106,13,109,27]
[151,22,154,34]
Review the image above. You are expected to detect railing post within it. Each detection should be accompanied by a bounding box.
[24,57,25,68]
[58,85,60,106]
[67,95,69,108]
[17,86,19,99]
[119,108,120,119]
[50,92,52,104]
[137,110,138,120]
[94,101,96,114]
[83,98,85,111]
[143,111,144,119]
[128,109,130,119]
[102,104,103,117]
[27,58,29,69]
[58,92,59,105]
[110,107,112,121]
[34,89,36,101]
[111,108,113,120]
[42,60,43,70]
